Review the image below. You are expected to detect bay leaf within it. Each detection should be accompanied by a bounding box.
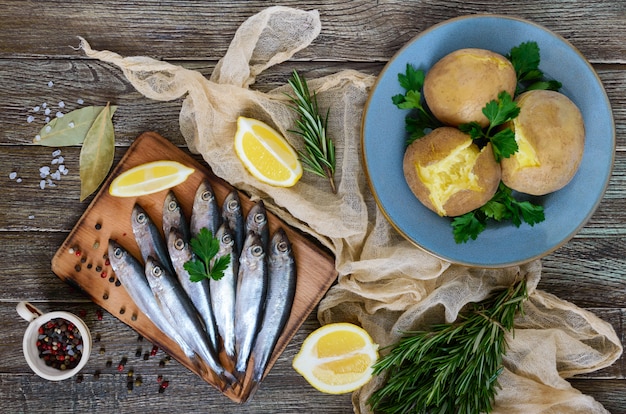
[35,105,117,147]
[79,103,116,201]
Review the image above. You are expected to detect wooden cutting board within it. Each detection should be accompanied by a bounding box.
[51,131,338,403]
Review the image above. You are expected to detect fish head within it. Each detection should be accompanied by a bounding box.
[145,256,165,279]
[131,204,149,227]
[164,191,181,215]
[223,190,242,217]
[246,200,267,231]
[241,232,265,265]
[195,180,216,204]
[271,228,292,257]
[216,223,235,252]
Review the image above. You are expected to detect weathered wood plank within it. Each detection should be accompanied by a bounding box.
[0,0,625,63]
[1,59,625,146]
[3,302,352,413]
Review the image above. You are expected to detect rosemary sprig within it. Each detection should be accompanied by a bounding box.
[286,70,337,194]
[368,278,528,414]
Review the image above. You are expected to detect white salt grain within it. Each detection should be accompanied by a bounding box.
[52,149,61,157]
[56,156,64,164]
[42,102,47,109]
[59,165,68,175]
[44,107,51,116]
[16,178,22,183]
[33,106,40,112]
[34,135,41,141]
[28,215,35,220]
[39,166,50,176]
[39,180,46,189]
[77,98,84,105]
[46,178,56,187]
[56,111,64,118]
[27,115,35,123]
[68,121,75,128]
[50,170,61,180]
[48,81,54,87]
[45,117,50,123]
[9,172,17,180]
[58,101,65,108]
[45,125,52,133]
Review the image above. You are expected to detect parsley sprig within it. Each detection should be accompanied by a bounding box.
[452,183,545,243]
[183,228,231,282]
[507,41,562,94]
[369,278,528,414]
[391,64,442,143]
[459,91,520,162]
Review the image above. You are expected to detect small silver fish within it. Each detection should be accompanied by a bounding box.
[190,180,222,238]
[166,227,220,353]
[234,232,268,378]
[245,200,269,248]
[145,256,237,388]
[210,223,238,360]
[107,240,197,362]
[131,204,173,274]
[249,229,297,389]
[222,190,245,255]
[163,191,190,243]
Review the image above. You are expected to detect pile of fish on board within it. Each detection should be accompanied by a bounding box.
[107,179,297,395]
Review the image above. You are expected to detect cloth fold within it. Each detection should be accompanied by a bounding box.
[79,6,622,413]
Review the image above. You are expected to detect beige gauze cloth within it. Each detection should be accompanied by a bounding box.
[79,6,622,413]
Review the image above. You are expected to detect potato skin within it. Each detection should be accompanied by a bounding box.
[501,90,585,195]
[403,127,501,217]
[423,48,517,127]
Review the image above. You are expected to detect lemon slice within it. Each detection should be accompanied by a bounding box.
[109,160,194,197]
[292,322,379,394]
[234,116,303,187]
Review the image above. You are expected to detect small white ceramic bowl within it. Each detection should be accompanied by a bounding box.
[17,301,92,381]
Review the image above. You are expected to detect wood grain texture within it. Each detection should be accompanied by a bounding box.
[2,0,625,412]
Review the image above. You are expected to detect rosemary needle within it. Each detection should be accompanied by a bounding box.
[286,70,337,194]
[368,279,528,414]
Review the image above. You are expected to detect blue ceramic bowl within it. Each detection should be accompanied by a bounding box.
[362,15,615,267]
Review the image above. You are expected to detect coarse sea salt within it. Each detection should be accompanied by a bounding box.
[45,125,52,133]
[68,121,75,128]
[33,106,40,112]
[59,165,68,175]
[39,180,46,190]
[9,172,17,180]
[48,81,54,87]
[44,107,51,116]
[58,101,65,108]
[56,111,64,118]
[27,115,35,123]
[52,149,61,157]
[77,98,84,105]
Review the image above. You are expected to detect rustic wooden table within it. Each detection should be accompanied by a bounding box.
[1,1,625,413]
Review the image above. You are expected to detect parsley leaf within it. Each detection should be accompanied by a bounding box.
[183,227,231,282]
[459,91,520,162]
[451,183,545,243]
[507,41,562,94]
[392,64,441,143]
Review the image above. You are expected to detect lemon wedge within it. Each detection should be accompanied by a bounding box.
[234,116,303,187]
[292,322,379,394]
[109,160,194,197]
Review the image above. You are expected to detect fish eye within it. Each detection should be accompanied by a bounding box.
[227,199,239,211]
[253,213,265,224]
[222,233,233,244]
[251,245,263,256]
[167,200,177,212]
[201,190,212,201]
[136,212,147,224]
[277,241,289,253]
[152,265,162,277]
[174,238,185,250]
[114,247,123,258]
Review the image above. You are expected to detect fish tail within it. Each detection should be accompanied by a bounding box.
[220,368,240,389]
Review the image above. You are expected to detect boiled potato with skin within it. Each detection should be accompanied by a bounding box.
[501,90,585,195]
[403,127,501,217]
[423,48,517,127]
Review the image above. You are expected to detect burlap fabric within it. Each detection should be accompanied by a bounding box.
[79,6,622,413]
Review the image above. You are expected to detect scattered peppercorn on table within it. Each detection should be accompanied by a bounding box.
[1,1,626,413]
